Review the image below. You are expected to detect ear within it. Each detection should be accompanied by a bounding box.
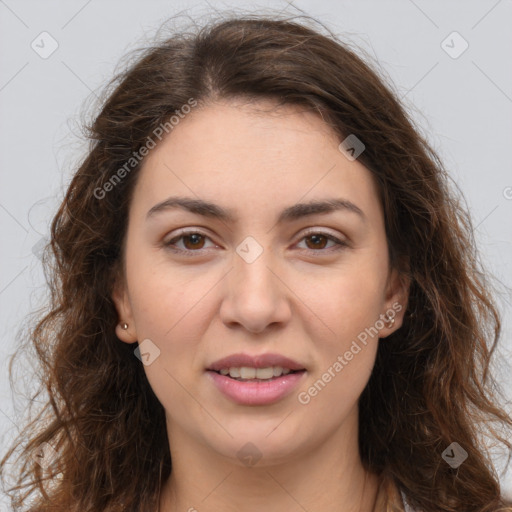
[111,270,138,344]
[379,267,410,339]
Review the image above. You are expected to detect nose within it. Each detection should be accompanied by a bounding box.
[219,243,292,334]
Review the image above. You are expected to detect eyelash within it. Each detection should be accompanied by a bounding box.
[163,229,348,256]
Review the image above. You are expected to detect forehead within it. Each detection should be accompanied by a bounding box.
[131,99,382,225]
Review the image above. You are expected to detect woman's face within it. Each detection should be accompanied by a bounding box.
[113,99,408,465]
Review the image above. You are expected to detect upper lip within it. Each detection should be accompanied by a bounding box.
[207,353,306,372]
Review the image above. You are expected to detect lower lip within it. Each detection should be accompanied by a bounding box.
[206,370,306,405]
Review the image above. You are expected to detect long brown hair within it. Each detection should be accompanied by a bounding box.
[2,12,511,512]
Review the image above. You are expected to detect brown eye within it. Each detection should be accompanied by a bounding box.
[164,229,347,256]
[164,231,216,254]
[304,234,329,250]
[181,233,206,250]
[297,231,347,253]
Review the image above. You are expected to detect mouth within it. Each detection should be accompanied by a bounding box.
[206,353,307,405]
[208,366,305,382]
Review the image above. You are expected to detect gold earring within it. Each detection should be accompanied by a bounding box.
[121,323,129,330]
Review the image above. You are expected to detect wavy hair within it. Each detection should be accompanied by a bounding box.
[2,12,511,512]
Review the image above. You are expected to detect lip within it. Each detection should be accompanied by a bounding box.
[207,352,306,372]
[206,352,307,406]
[206,370,306,405]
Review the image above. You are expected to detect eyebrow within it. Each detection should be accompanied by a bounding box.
[146,196,365,224]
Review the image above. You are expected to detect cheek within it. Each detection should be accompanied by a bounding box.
[299,261,387,342]
[295,270,383,427]
[124,255,210,412]
[122,257,190,386]
[125,240,208,338]
[293,256,387,399]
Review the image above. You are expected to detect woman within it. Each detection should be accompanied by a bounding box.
[1,13,511,512]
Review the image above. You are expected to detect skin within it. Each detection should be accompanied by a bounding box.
[112,98,409,512]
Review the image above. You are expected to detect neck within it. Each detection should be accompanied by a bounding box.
[158,414,384,512]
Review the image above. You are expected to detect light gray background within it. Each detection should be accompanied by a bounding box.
[1,0,511,504]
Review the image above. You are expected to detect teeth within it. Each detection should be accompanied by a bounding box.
[217,366,297,380]
[255,367,274,379]
[240,367,256,379]
[273,366,283,377]
[229,367,240,378]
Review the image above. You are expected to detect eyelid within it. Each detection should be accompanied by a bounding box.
[300,227,347,242]
[163,228,219,251]
[163,227,349,255]
[295,228,349,254]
